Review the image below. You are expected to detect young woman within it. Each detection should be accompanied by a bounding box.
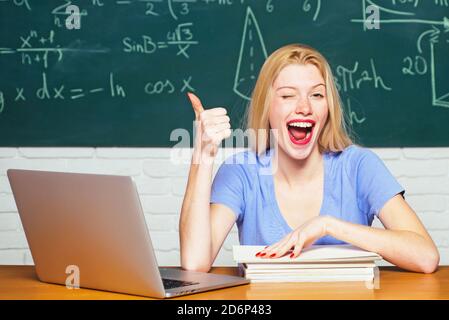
[179,44,439,274]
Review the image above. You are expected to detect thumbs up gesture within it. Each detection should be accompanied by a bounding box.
[187,92,231,163]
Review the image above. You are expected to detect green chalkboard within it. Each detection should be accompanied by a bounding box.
[0,0,448,147]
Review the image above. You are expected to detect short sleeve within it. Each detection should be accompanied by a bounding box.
[356,149,405,220]
[210,161,246,222]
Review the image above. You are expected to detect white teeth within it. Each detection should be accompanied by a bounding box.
[288,122,313,128]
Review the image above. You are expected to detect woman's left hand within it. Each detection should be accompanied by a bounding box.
[256,216,332,259]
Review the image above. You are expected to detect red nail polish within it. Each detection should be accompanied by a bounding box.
[290,253,295,258]
[260,253,266,257]
[255,252,260,257]
[270,253,276,258]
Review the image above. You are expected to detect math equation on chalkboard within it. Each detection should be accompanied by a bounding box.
[0,0,448,147]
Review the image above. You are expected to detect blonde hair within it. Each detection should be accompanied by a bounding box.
[244,43,355,154]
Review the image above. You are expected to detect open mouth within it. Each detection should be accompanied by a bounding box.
[286,120,315,145]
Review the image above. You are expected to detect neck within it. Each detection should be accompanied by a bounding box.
[272,145,324,188]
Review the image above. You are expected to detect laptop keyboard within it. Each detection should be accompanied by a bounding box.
[162,278,199,289]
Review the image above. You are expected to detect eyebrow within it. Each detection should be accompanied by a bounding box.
[275,83,326,91]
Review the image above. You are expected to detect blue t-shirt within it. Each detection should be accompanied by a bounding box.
[210,145,405,246]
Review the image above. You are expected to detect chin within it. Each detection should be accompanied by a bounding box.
[279,137,316,160]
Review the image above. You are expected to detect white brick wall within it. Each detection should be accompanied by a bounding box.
[0,147,448,267]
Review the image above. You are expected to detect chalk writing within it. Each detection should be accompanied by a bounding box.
[0,30,109,69]
[144,76,196,95]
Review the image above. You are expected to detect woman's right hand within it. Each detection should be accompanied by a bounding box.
[187,92,231,163]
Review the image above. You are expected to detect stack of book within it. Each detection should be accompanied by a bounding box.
[233,244,381,283]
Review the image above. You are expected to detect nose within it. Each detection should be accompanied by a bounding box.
[294,97,312,115]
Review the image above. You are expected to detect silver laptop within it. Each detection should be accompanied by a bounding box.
[7,169,249,298]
